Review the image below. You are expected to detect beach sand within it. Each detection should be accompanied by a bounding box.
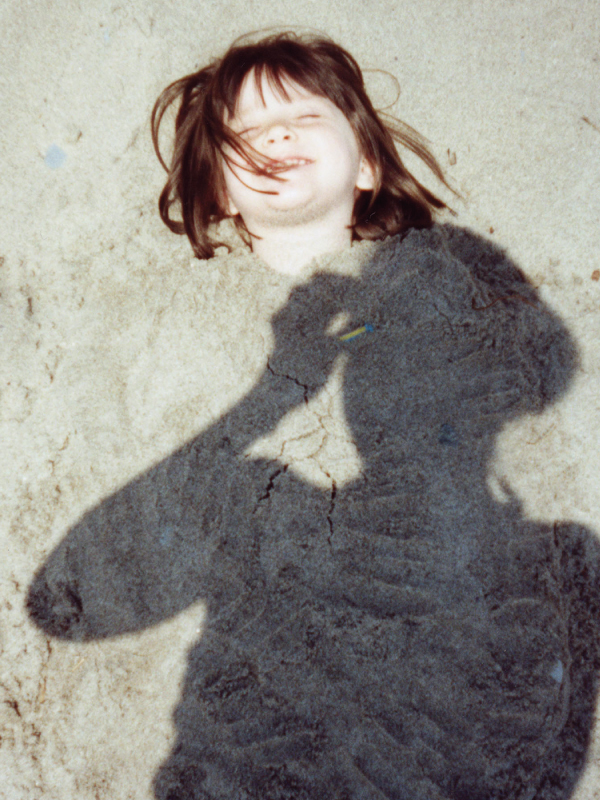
[2,2,600,798]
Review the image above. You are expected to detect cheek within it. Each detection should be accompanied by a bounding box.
[221,162,243,216]
[325,130,363,176]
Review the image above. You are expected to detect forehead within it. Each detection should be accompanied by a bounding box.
[229,68,328,121]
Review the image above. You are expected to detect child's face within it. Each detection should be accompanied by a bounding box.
[222,70,374,230]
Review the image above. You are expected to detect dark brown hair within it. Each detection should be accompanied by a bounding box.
[151,30,452,260]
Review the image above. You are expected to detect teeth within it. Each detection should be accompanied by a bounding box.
[266,158,311,171]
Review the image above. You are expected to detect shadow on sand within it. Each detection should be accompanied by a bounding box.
[28,225,600,800]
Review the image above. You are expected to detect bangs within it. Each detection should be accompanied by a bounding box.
[218,38,356,123]
[229,66,296,119]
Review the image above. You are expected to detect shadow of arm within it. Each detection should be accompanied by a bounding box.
[26,274,349,641]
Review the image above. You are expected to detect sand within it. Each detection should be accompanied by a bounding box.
[2,2,600,799]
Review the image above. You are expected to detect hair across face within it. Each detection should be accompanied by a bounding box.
[220,69,376,234]
[151,31,452,260]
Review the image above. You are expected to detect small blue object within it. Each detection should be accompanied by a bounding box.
[338,323,374,342]
[549,659,563,685]
[438,422,459,446]
[45,144,67,169]
[160,525,175,547]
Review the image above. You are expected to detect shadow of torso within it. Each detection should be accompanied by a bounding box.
[28,225,600,800]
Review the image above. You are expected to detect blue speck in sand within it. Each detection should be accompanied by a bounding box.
[45,145,67,169]
[160,525,175,547]
[438,423,459,446]
[550,659,564,684]
[103,30,110,43]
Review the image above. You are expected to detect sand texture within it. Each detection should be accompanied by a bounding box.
[2,2,600,799]
[21,228,600,799]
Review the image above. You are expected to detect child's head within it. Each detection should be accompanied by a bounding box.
[218,66,377,244]
[152,31,450,260]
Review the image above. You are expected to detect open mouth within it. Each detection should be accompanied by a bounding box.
[264,158,313,174]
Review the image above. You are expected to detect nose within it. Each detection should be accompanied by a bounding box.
[265,124,295,145]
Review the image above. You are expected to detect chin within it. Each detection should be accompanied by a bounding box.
[261,204,332,227]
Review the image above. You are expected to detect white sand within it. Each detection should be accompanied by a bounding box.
[2,1,600,798]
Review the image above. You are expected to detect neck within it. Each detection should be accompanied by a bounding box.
[249,218,353,275]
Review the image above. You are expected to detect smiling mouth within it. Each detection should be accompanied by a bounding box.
[264,158,313,174]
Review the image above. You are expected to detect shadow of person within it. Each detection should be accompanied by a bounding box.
[27,225,600,800]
